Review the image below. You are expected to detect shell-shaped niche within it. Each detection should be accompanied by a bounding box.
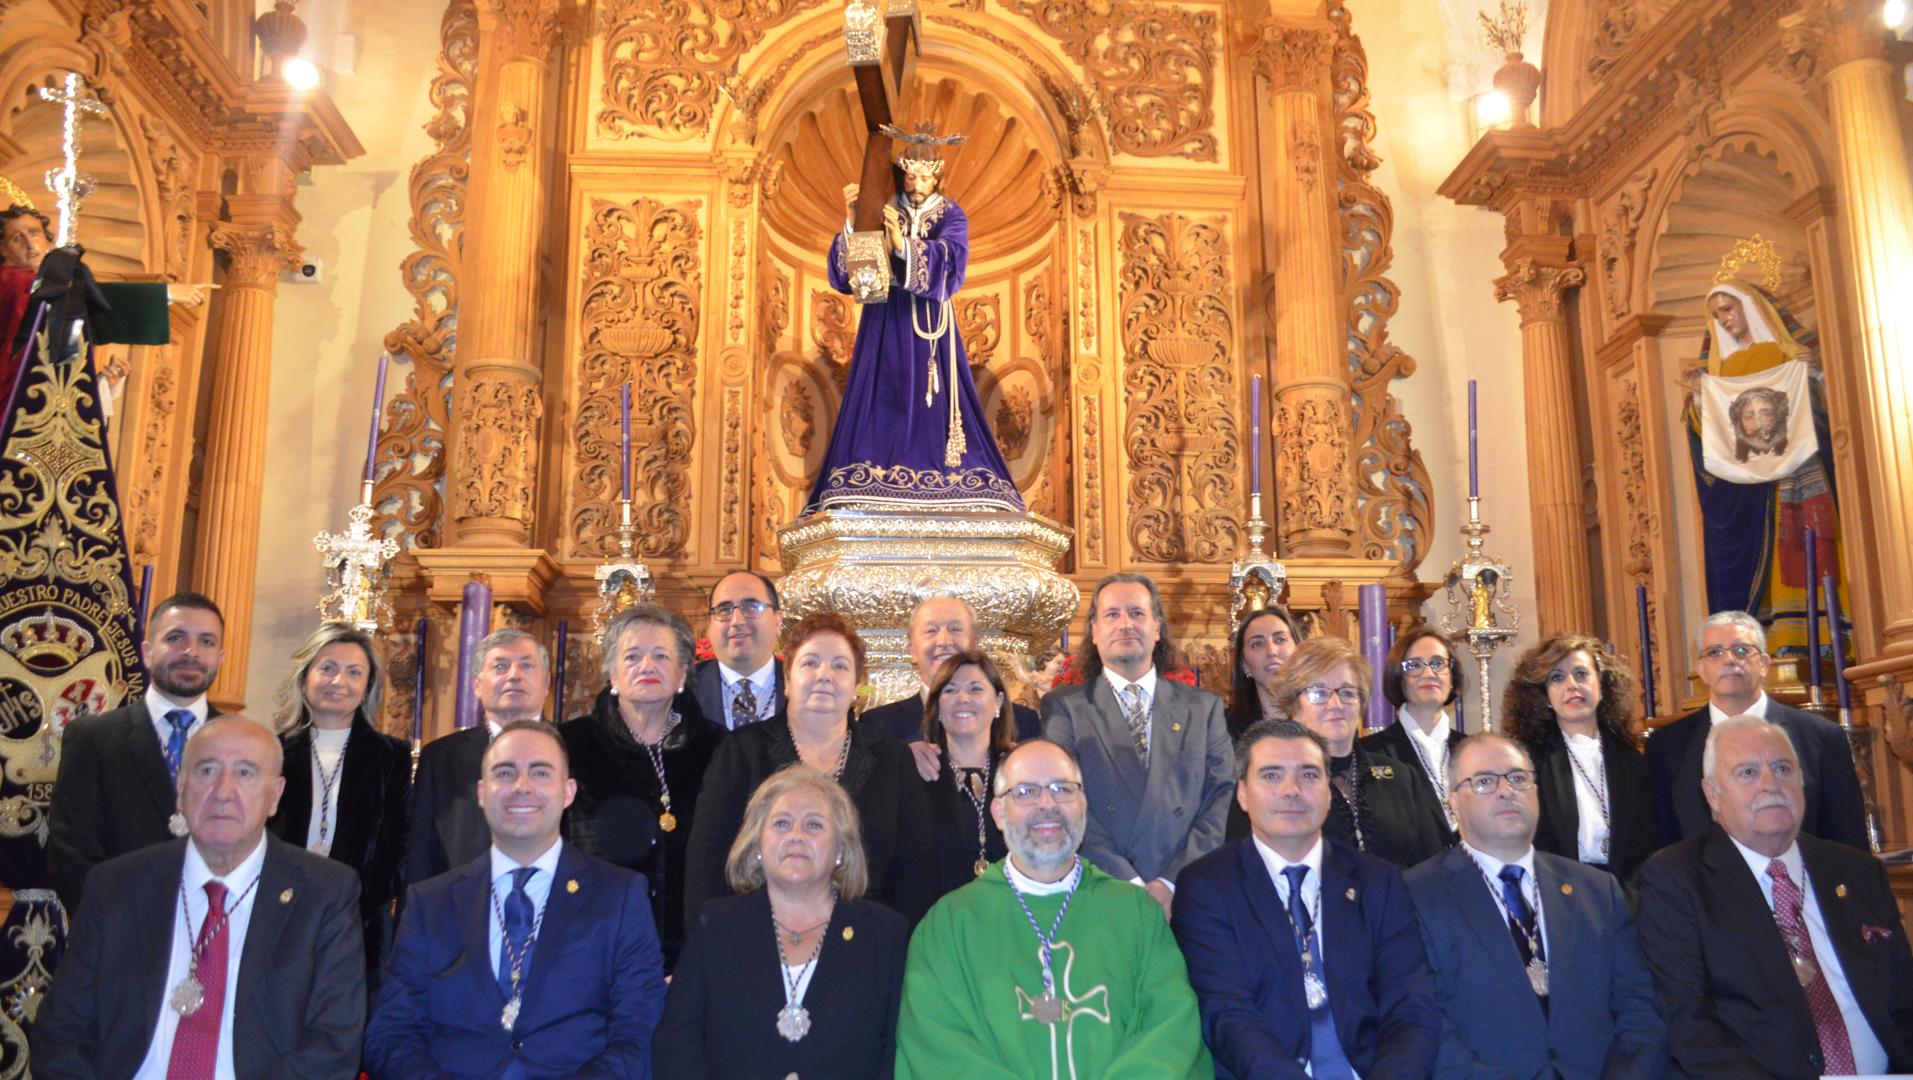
[1648,144,1813,321]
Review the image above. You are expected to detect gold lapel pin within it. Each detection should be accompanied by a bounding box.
[279,888,294,904]
[1561,883,1573,895]
[1171,722,1182,732]
[842,926,855,941]
[1836,884,1848,898]
[566,879,580,894]
[1345,887,1357,901]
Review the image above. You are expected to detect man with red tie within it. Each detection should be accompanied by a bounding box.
[1638,715,1913,1077]
[32,716,367,1078]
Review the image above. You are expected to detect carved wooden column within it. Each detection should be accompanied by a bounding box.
[1785,0,1913,652]
[443,0,565,547]
[1495,252,1597,634]
[1253,24,1355,557]
[194,204,302,712]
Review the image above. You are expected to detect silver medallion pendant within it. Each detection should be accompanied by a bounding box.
[168,974,204,1017]
[500,996,521,1031]
[1792,954,1819,988]
[1526,957,1549,996]
[1303,971,1329,1010]
[1031,992,1064,1023]
[168,812,189,838]
[776,1003,812,1042]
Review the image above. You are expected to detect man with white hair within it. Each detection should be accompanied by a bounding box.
[1644,610,1866,849]
[1637,715,1912,1076]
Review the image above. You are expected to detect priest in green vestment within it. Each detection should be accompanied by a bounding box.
[896,740,1213,1079]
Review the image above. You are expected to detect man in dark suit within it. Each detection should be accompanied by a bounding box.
[33,716,366,1078]
[862,595,1043,774]
[1171,718,1439,1078]
[404,628,551,886]
[691,569,785,730]
[1042,572,1234,918]
[1407,732,1667,1078]
[366,719,666,1079]
[1638,715,1912,1077]
[1645,610,1866,849]
[47,591,227,912]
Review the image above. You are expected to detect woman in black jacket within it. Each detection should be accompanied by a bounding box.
[559,602,724,972]
[918,650,1014,897]
[267,623,411,984]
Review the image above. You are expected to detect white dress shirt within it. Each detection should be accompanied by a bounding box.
[303,725,351,852]
[1728,836,1889,1074]
[1709,691,1772,727]
[1252,834,1325,954]
[717,660,777,727]
[132,834,268,1080]
[1459,841,1551,958]
[144,685,210,758]
[1562,732,1611,864]
[1394,705,1452,808]
[488,839,563,985]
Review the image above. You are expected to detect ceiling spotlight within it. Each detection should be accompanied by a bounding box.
[282,56,321,91]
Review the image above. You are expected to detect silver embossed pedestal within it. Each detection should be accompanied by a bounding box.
[777,508,1077,705]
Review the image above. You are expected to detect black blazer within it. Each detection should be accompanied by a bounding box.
[922,752,1008,899]
[269,714,412,974]
[1359,720,1464,846]
[1524,726,1658,886]
[403,724,490,888]
[31,836,367,1079]
[1645,701,1868,850]
[48,702,226,912]
[1637,826,1913,1077]
[1328,747,1453,869]
[860,695,1042,744]
[684,719,936,925]
[691,657,785,730]
[653,890,907,1079]
[560,694,726,971]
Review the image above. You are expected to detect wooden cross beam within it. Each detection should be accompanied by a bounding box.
[842,0,919,300]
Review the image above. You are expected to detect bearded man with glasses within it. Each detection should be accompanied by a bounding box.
[1644,610,1867,850]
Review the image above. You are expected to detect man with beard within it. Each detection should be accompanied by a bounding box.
[689,570,784,731]
[1041,572,1234,918]
[49,592,228,911]
[405,629,553,886]
[1730,387,1790,461]
[895,739,1212,1079]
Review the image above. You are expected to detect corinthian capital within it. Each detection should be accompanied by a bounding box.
[1778,0,1892,82]
[483,0,569,60]
[1494,257,1586,324]
[1252,26,1334,96]
[208,222,304,287]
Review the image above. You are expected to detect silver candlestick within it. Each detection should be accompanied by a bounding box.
[593,495,654,631]
[1229,489,1287,636]
[1439,495,1520,731]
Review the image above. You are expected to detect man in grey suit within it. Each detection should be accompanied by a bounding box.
[1041,572,1233,918]
[1407,733,1667,1078]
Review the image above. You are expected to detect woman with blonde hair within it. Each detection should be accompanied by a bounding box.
[265,622,411,983]
[655,765,909,1078]
[1271,637,1450,867]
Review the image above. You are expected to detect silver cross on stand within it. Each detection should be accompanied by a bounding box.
[37,72,109,248]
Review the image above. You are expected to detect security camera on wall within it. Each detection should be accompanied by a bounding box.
[284,258,323,285]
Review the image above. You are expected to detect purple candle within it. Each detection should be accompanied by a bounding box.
[136,564,154,636]
[1060,626,1069,654]
[620,383,633,503]
[363,352,389,484]
[1467,380,1479,499]
[1804,528,1821,689]
[1454,677,1467,733]
[453,579,493,730]
[1636,584,1657,719]
[1822,574,1850,711]
[553,620,569,723]
[1249,374,1263,498]
[412,616,428,742]
[1358,584,1389,731]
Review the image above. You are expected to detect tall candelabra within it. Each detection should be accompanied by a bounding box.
[1229,489,1287,636]
[1438,495,1520,731]
[593,494,655,630]
[313,478,401,631]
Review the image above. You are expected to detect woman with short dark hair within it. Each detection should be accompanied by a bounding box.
[1359,625,1465,846]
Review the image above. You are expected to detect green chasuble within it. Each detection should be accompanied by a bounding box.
[896,859,1212,1080]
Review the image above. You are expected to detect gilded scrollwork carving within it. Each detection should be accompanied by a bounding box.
[1276,393,1352,535]
[1599,168,1656,319]
[1251,25,1332,96]
[720,386,744,560]
[956,295,1001,370]
[1116,211,1242,564]
[1614,376,1658,579]
[374,0,477,551]
[994,385,1036,460]
[496,103,532,168]
[810,292,854,393]
[127,354,177,561]
[1076,228,1097,353]
[594,0,828,141]
[207,221,302,286]
[451,375,542,525]
[1330,1,1431,569]
[139,116,197,280]
[485,0,568,59]
[727,217,749,344]
[1494,258,1587,323]
[571,196,703,559]
[1587,0,1638,80]
[1003,0,1217,161]
[1079,394,1104,562]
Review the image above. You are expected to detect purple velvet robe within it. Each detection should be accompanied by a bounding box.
[802,194,1025,515]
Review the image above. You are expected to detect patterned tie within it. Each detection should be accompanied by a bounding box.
[1498,865,1545,968]
[1767,859,1857,1074]
[1120,683,1150,765]
[1282,866,1355,1080]
[163,709,195,783]
[166,881,228,1080]
[498,866,536,1003]
[730,678,759,731]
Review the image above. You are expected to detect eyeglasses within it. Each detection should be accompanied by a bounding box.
[998,780,1084,805]
[709,599,775,621]
[1400,657,1450,675]
[1699,643,1762,663]
[1302,685,1362,706]
[1453,769,1537,795]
